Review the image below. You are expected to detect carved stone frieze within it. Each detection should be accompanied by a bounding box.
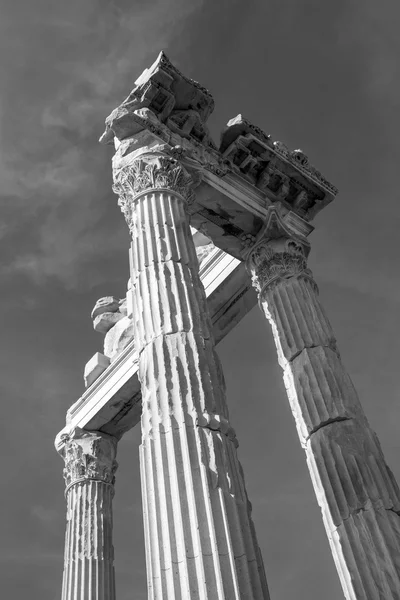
[113,153,195,233]
[219,114,337,219]
[246,207,314,294]
[220,115,337,197]
[101,54,337,234]
[55,427,118,491]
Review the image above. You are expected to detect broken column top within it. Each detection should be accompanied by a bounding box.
[101,51,337,255]
[100,51,216,148]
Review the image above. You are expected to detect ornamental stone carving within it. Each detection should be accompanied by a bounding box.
[55,427,118,491]
[246,207,313,294]
[113,153,195,233]
[219,115,337,219]
[91,293,134,362]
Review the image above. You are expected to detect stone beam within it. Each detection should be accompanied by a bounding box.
[65,246,256,439]
[99,52,337,261]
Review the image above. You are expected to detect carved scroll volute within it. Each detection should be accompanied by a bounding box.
[55,427,118,492]
[245,208,313,296]
[112,152,195,234]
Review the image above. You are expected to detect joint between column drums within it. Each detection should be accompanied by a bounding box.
[305,416,353,442]
[198,422,240,448]
[197,412,239,447]
[288,342,338,364]
[136,329,213,357]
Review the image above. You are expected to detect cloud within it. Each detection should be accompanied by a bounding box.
[0,0,204,289]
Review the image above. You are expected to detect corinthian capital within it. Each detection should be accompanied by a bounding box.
[113,152,195,232]
[246,207,313,295]
[55,427,118,492]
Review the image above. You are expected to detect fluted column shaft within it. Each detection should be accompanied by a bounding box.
[55,427,118,600]
[113,151,269,600]
[247,208,400,600]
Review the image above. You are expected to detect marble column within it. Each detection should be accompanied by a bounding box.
[113,150,270,599]
[55,427,118,600]
[246,207,400,599]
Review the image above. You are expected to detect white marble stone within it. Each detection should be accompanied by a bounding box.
[84,352,111,388]
[93,311,123,334]
[69,243,256,439]
[112,151,270,599]
[246,207,400,600]
[58,50,385,600]
[103,315,134,362]
[55,427,118,600]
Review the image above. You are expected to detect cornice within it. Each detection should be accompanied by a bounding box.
[100,53,338,224]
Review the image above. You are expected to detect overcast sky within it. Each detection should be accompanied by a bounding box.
[1,0,400,598]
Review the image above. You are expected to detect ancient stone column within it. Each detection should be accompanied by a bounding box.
[55,427,118,600]
[246,206,400,600]
[113,149,270,599]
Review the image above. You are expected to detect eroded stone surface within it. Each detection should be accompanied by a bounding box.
[58,50,341,600]
[104,316,134,362]
[247,206,400,600]
[93,311,124,334]
[55,427,118,600]
[91,296,122,319]
[91,291,134,362]
[114,155,270,599]
[84,352,111,388]
[98,51,337,277]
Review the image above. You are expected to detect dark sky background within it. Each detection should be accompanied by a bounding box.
[1,1,400,598]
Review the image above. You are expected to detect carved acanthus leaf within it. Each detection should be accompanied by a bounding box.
[113,154,195,233]
[248,239,310,293]
[246,208,315,294]
[55,427,118,490]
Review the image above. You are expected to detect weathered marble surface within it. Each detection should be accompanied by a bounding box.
[91,294,133,362]
[84,352,110,388]
[100,51,335,262]
[246,207,400,600]
[89,235,218,369]
[71,246,254,440]
[56,50,346,600]
[55,427,118,600]
[112,149,270,599]
[54,50,400,600]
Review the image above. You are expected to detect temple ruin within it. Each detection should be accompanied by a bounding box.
[55,52,400,600]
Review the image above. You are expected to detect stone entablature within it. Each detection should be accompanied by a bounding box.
[99,52,337,262]
[220,115,337,220]
[100,51,215,148]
